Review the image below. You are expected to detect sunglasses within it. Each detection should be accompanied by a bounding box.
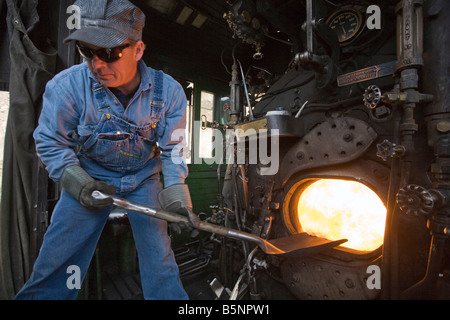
[76,43,131,63]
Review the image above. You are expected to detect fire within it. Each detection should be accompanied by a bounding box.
[297,179,387,252]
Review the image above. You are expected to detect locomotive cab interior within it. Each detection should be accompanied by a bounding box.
[0,0,449,300]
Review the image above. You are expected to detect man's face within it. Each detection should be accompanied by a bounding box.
[81,40,145,90]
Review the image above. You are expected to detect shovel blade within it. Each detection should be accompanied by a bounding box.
[266,233,347,257]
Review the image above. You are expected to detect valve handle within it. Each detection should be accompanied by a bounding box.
[364,85,383,109]
[396,184,434,216]
[376,139,405,161]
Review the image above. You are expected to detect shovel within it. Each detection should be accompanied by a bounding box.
[92,191,347,257]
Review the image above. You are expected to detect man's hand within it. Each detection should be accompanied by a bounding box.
[79,180,116,210]
[60,165,116,210]
[158,184,200,234]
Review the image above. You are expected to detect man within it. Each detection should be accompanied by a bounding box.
[15,0,194,300]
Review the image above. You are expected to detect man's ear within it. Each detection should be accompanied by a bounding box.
[135,41,145,61]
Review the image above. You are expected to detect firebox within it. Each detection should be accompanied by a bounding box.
[284,178,386,252]
[275,162,391,299]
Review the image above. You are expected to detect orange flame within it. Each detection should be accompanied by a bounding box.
[297,179,387,252]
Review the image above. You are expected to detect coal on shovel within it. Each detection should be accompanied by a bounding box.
[92,191,347,257]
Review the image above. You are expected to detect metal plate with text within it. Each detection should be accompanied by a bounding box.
[337,61,396,87]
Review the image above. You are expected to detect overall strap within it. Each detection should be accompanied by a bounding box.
[91,81,112,118]
[151,70,165,108]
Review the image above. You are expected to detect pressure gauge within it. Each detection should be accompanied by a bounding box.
[326,8,363,44]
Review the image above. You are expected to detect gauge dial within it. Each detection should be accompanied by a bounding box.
[326,8,363,44]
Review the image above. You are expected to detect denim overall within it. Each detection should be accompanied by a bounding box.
[80,76,162,173]
[15,68,188,300]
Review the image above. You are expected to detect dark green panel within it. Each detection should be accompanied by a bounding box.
[186,163,221,215]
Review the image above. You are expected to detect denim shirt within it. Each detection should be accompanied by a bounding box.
[33,60,188,191]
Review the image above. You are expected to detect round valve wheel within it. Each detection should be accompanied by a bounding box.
[396,184,434,216]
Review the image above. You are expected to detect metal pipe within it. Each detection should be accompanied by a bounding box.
[381,95,403,299]
[229,45,240,125]
[217,163,224,210]
[394,0,424,74]
[305,0,313,53]
[237,60,254,121]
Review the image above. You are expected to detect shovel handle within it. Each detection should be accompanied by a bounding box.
[91,191,281,254]
[92,190,230,236]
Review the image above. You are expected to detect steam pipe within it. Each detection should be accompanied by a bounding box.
[237,60,255,121]
[395,0,423,142]
[381,108,402,299]
[305,0,313,53]
[229,45,240,125]
[217,163,224,211]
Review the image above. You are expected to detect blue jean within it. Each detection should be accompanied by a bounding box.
[14,177,188,300]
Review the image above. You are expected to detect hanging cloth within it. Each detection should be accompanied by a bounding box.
[0,0,56,299]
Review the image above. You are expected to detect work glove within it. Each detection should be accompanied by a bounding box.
[158,184,200,235]
[60,165,116,210]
